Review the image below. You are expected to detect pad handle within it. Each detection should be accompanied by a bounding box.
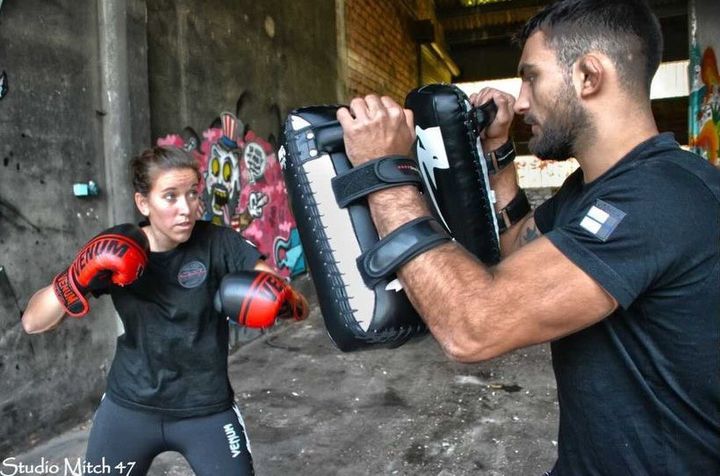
[472,100,498,132]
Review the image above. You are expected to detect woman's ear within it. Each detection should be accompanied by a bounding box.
[135,192,150,217]
[576,54,604,98]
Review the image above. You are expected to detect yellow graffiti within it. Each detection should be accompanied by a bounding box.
[691,47,720,166]
[695,120,719,165]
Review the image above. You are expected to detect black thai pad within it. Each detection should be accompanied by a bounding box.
[405,84,501,264]
[280,106,427,352]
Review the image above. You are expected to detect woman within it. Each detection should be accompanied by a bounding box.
[22,146,307,475]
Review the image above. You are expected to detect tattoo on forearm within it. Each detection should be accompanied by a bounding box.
[520,224,539,246]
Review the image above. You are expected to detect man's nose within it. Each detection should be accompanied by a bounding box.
[514,85,529,115]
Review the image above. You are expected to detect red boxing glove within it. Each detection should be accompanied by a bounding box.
[278,284,310,322]
[214,271,309,328]
[53,224,149,317]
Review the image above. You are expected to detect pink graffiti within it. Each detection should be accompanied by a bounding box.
[156,121,303,279]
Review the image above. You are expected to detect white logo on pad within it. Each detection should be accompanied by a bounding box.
[415,125,451,230]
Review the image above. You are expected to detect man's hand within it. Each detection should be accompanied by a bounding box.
[469,88,516,152]
[336,95,416,166]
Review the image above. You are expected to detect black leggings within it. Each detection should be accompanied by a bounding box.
[85,396,254,476]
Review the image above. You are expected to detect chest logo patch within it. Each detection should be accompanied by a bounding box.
[177,260,208,288]
[580,199,626,242]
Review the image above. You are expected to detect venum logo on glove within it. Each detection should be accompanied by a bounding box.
[75,237,132,269]
[54,271,81,312]
[250,273,286,303]
[53,226,149,318]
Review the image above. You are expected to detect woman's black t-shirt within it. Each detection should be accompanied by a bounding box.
[105,220,261,417]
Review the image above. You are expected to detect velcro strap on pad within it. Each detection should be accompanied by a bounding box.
[332,156,421,208]
[357,216,451,288]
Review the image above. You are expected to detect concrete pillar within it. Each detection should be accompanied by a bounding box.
[98,0,135,225]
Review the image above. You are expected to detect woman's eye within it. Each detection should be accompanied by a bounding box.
[188,190,199,199]
[164,193,176,201]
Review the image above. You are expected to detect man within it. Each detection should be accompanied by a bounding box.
[336,0,719,473]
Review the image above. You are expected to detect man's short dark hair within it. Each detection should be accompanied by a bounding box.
[516,0,663,97]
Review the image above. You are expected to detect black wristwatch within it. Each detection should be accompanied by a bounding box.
[497,188,531,234]
[484,139,516,174]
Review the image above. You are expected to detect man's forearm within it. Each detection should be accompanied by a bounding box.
[366,185,430,237]
[366,186,497,360]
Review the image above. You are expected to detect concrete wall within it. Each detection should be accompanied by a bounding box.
[0,0,150,455]
[147,0,339,143]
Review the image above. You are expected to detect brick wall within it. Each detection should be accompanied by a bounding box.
[343,0,419,103]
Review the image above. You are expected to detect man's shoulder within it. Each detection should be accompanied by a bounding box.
[637,149,720,203]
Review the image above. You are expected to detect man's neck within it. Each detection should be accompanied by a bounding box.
[575,108,659,183]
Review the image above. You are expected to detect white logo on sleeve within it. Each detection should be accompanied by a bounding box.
[579,200,626,241]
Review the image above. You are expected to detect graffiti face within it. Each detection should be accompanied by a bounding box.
[204,143,241,223]
[156,105,306,279]
[243,141,267,183]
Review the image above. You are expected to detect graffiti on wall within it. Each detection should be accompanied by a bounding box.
[689,1,720,166]
[157,112,306,279]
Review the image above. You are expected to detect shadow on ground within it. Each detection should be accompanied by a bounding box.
[9,300,558,475]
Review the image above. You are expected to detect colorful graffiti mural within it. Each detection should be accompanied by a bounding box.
[157,112,306,279]
[689,1,720,166]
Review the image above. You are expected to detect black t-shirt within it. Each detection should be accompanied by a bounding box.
[105,221,261,417]
[535,133,720,474]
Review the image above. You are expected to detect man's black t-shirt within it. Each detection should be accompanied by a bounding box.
[535,133,720,474]
[105,221,261,417]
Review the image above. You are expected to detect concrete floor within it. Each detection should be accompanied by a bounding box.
[11,293,559,475]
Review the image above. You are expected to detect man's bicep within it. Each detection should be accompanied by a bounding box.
[487,237,618,355]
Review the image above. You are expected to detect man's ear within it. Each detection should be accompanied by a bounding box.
[135,192,150,217]
[576,54,604,98]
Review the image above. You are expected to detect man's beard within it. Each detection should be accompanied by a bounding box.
[527,83,592,161]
